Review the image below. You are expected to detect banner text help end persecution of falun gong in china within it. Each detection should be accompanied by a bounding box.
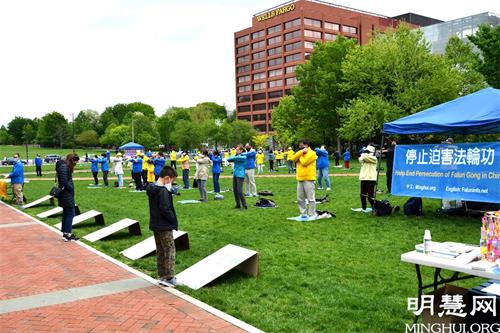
[391,142,500,203]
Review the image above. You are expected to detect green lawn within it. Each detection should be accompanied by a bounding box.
[9,170,486,333]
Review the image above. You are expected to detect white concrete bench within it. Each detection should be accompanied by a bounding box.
[83,218,141,242]
[54,209,104,230]
[22,195,55,209]
[120,230,189,260]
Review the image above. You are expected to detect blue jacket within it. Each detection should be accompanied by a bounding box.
[34,157,42,167]
[243,150,256,170]
[227,154,247,178]
[90,158,99,172]
[153,157,166,175]
[210,155,222,174]
[343,151,350,161]
[132,158,143,173]
[98,158,109,172]
[9,160,24,184]
[315,149,329,169]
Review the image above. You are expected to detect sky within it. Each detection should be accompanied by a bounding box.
[0,0,499,127]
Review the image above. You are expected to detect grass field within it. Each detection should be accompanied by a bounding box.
[7,166,486,333]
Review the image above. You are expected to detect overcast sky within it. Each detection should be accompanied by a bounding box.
[0,0,498,126]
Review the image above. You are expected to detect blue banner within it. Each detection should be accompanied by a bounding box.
[391,142,500,203]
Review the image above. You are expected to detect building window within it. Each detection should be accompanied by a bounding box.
[268,101,279,109]
[286,77,298,85]
[304,41,315,49]
[285,88,292,95]
[252,30,265,39]
[237,45,250,54]
[284,41,301,52]
[238,105,251,112]
[285,53,301,63]
[268,79,283,88]
[304,18,321,28]
[268,57,283,67]
[237,55,250,64]
[267,24,282,34]
[325,33,337,41]
[268,90,283,99]
[284,30,301,41]
[252,51,266,60]
[254,124,267,132]
[324,22,339,31]
[238,115,252,122]
[253,72,266,80]
[252,40,266,50]
[268,46,282,56]
[253,82,266,90]
[304,30,321,39]
[253,93,266,101]
[238,85,251,93]
[284,18,301,30]
[253,61,266,70]
[268,68,283,77]
[253,113,267,121]
[285,65,296,74]
[237,65,250,73]
[238,75,251,83]
[305,52,311,60]
[342,25,357,34]
[236,35,250,44]
[253,103,266,111]
[238,95,251,102]
[267,35,282,45]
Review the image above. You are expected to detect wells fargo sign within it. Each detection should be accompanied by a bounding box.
[256,4,296,22]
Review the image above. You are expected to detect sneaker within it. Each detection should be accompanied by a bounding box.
[62,233,79,242]
[362,208,373,213]
[68,234,79,241]
[317,187,323,190]
[62,233,70,242]
[326,187,331,191]
[159,277,181,287]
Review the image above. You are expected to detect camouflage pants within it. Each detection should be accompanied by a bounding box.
[153,230,176,280]
[12,184,24,205]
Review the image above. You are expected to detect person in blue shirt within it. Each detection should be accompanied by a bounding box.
[153,153,166,181]
[243,144,257,197]
[98,153,109,187]
[315,145,331,191]
[34,154,43,177]
[7,153,24,205]
[209,151,222,193]
[343,149,351,170]
[105,150,111,162]
[90,154,99,185]
[267,150,275,172]
[227,145,247,209]
[131,154,143,191]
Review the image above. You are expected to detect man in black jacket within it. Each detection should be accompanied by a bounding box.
[146,166,180,287]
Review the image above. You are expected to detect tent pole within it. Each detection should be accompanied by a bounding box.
[374,134,385,201]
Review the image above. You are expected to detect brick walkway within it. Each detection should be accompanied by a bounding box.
[0,202,261,333]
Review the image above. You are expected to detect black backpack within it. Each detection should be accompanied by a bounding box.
[373,199,393,216]
[404,197,423,216]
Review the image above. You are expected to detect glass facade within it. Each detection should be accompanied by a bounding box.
[421,12,500,54]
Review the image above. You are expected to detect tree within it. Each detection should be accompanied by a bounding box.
[156,107,192,147]
[191,102,227,122]
[0,126,11,144]
[22,124,37,145]
[74,110,102,135]
[445,36,487,94]
[36,112,69,148]
[101,102,156,130]
[229,120,257,146]
[76,130,99,147]
[292,37,357,149]
[128,112,160,148]
[170,120,202,150]
[339,24,463,141]
[468,24,500,88]
[7,117,36,145]
[99,124,130,147]
[252,134,269,149]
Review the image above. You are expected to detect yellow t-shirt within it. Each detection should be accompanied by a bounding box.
[170,151,177,161]
[256,153,265,165]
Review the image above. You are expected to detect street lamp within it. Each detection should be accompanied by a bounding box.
[214,119,222,151]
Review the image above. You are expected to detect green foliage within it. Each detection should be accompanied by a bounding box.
[99,124,130,147]
[36,112,69,148]
[229,120,257,146]
[74,110,102,135]
[0,126,11,144]
[76,130,99,147]
[170,119,202,150]
[252,134,269,149]
[468,24,500,88]
[22,123,37,144]
[445,36,487,94]
[156,107,192,146]
[7,117,37,145]
[101,102,156,130]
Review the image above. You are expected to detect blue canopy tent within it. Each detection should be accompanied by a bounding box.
[119,142,144,158]
[376,87,500,206]
[383,87,500,135]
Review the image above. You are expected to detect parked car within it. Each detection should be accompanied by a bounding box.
[44,154,61,163]
[1,158,27,166]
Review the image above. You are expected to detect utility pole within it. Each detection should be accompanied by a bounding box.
[72,113,75,154]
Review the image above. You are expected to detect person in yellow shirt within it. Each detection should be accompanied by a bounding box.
[256,149,265,174]
[170,150,177,170]
[178,152,190,189]
[286,147,295,174]
[357,145,378,213]
[147,157,156,184]
[141,153,149,187]
[276,149,284,167]
[223,150,229,167]
[290,139,317,220]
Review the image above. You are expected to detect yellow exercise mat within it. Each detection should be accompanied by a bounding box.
[0,180,8,200]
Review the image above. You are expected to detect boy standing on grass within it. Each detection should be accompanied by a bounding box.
[146,166,180,288]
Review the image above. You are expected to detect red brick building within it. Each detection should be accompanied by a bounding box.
[234,0,410,133]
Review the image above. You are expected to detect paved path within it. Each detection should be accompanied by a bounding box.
[0,202,262,333]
